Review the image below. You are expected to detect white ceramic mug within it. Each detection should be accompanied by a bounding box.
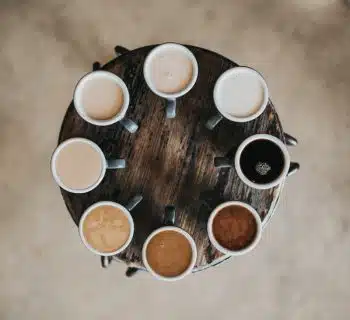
[207,201,262,256]
[143,43,199,119]
[234,134,290,189]
[79,196,143,256]
[51,137,125,193]
[142,206,197,281]
[214,134,299,189]
[73,71,138,133]
[206,67,269,129]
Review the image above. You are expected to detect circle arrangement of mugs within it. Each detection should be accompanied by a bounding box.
[235,134,290,189]
[54,43,299,279]
[51,138,126,193]
[79,196,142,256]
[73,71,138,132]
[207,201,262,256]
[206,67,269,129]
[142,226,197,281]
[143,43,199,118]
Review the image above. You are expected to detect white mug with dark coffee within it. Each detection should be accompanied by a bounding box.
[142,206,197,281]
[51,137,126,193]
[74,71,138,133]
[206,67,269,129]
[143,43,198,119]
[214,134,296,189]
[207,201,262,256]
[79,195,143,256]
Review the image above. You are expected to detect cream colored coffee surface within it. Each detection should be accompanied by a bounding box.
[55,141,103,190]
[217,72,264,117]
[150,49,193,94]
[82,77,124,120]
[83,205,130,253]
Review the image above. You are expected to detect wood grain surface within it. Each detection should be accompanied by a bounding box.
[58,45,285,270]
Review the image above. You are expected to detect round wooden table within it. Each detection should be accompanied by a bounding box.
[58,44,286,273]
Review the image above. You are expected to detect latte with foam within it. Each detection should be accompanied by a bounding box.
[149,49,194,94]
[82,205,130,253]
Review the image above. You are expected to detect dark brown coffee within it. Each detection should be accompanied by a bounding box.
[146,230,192,277]
[212,205,257,251]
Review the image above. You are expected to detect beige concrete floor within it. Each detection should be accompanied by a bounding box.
[0,0,349,319]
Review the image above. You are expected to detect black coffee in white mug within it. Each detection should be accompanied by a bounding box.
[235,134,290,189]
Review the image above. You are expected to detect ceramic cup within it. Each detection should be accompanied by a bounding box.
[73,70,138,133]
[207,201,262,256]
[206,67,269,129]
[214,134,291,190]
[51,137,126,193]
[142,206,197,281]
[79,196,143,256]
[143,43,198,119]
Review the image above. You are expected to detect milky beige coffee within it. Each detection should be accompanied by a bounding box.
[217,71,265,118]
[150,49,193,94]
[55,141,103,190]
[81,77,124,120]
[83,205,130,253]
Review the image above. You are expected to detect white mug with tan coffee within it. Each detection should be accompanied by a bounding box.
[142,206,197,281]
[143,43,198,119]
[206,67,269,129]
[51,137,125,193]
[74,71,138,133]
[79,195,143,256]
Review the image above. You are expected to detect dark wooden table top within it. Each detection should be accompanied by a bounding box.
[58,44,285,272]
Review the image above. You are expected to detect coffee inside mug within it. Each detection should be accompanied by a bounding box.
[51,138,105,193]
[79,202,134,256]
[74,71,130,126]
[214,67,268,122]
[208,201,262,256]
[142,226,197,281]
[82,76,124,120]
[144,43,198,98]
[235,134,290,189]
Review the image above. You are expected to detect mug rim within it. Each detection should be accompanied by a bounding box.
[213,67,269,123]
[142,226,197,281]
[235,134,290,190]
[207,201,262,256]
[79,201,135,256]
[143,43,199,99]
[73,70,130,126]
[51,137,107,193]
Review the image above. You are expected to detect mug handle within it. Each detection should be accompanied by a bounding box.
[284,133,298,146]
[120,118,138,133]
[206,113,223,130]
[107,159,126,169]
[164,205,176,226]
[284,133,300,177]
[125,195,143,211]
[166,99,176,119]
[214,157,233,168]
[287,162,300,177]
[125,267,139,277]
[101,256,113,268]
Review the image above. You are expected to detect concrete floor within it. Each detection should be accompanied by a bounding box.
[0,0,349,319]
